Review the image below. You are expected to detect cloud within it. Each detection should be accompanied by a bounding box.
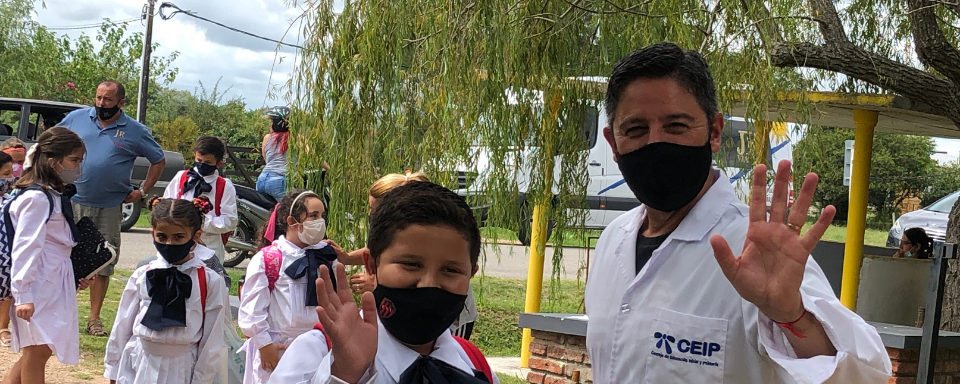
[33,0,304,107]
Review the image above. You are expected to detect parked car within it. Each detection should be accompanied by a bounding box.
[887,190,958,247]
[0,97,184,231]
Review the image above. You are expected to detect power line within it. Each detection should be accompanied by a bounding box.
[45,18,141,31]
[157,2,306,50]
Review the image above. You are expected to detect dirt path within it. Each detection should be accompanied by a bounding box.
[0,347,108,383]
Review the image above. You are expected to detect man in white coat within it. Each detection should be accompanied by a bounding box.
[583,42,892,383]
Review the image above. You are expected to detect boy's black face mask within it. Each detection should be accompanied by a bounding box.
[373,284,466,346]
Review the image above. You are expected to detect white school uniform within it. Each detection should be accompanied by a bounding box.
[239,236,336,384]
[104,246,228,384]
[268,319,502,384]
[164,169,239,262]
[9,188,79,364]
[584,169,892,383]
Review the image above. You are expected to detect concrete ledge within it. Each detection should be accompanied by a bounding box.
[519,313,587,337]
[518,313,960,350]
[870,321,960,349]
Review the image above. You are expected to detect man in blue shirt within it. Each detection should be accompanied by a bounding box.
[58,80,166,337]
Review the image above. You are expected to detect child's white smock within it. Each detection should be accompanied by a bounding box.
[103,248,228,384]
[238,236,334,384]
[9,188,79,364]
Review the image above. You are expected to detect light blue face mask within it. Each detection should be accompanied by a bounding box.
[904,251,914,258]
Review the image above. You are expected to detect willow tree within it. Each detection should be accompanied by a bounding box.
[285,0,822,290]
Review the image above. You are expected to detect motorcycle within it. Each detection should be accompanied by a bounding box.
[222,169,331,268]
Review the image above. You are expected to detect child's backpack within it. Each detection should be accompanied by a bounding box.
[237,244,282,301]
[177,172,231,245]
[0,186,55,299]
[454,336,495,384]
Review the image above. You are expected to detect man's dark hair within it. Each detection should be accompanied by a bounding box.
[604,42,718,126]
[194,135,227,162]
[367,181,481,267]
[99,80,126,101]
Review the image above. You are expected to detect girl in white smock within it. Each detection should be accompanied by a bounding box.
[3,127,89,384]
[104,197,227,384]
[239,189,345,384]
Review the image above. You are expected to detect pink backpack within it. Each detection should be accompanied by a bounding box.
[238,244,282,298]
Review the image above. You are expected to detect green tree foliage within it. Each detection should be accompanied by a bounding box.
[289,0,815,272]
[152,116,200,166]
[923,163,960,207]
[0,0,178,107]
[793,127,936,224]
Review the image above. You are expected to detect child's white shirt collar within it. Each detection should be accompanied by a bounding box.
[375,318,474,382]
[275,235,328,261]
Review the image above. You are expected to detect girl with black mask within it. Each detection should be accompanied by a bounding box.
[103,196,228,384]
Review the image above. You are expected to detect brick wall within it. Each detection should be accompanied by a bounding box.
[889,347,960,384]
[526,330,592,384]
[525,332,960,383]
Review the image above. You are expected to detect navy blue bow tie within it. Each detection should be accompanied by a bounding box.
[399,355,491,384]
[284,246,338,306]
[141,267,193,331]
[183,169,212,197]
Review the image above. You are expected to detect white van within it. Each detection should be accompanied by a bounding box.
[454,98,793,245]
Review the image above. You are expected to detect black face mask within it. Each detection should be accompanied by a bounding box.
[194,161,218,176]
[616,139,713,212]
[154,239,195,264]
[373,284,466,346]
[96,104,121,121]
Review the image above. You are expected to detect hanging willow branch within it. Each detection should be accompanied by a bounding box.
[285,0,818,293]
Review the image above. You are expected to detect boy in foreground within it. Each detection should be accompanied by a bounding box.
[269,181,499,384]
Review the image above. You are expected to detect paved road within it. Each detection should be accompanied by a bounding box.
[118,229,591,280]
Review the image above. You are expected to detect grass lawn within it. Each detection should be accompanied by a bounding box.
[481,227,602,248]
[498,374,528,384]
[800,221,889,248]
[134,209,151,229]
[484,221,889,248]
[79,272,577,367]
[75,271,131,376]
[472,276,583,357]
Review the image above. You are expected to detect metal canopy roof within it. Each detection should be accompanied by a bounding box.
[728,92,959,139]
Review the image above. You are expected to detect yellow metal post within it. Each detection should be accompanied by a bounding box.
[754,120,772,167]
[840,109,879,310]
[520,92,563,367]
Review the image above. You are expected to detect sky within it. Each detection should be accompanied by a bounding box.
[32,0,318,109]
[30,0,960,163]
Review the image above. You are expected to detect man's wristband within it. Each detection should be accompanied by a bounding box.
[773,310,808,339]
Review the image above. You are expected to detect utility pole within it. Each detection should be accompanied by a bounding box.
[136,0,156,124]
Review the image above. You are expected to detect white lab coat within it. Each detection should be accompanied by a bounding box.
[104,247,228,384]
[9,189,79,364]
[584,170,892,384]
[267,319,501,384]
[238,236,335,384]
[164,169,239,262]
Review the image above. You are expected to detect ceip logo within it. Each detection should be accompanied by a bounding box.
[653,332,722,357]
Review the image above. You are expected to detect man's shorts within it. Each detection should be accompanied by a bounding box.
[72,202,122,276]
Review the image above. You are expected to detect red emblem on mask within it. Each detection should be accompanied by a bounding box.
[379,298,396,318]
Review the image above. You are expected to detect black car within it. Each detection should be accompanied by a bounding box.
[0,97,184,231]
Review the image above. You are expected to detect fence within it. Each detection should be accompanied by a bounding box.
[222,146,263,188]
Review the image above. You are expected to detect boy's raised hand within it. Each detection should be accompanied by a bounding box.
[316,264,378,384]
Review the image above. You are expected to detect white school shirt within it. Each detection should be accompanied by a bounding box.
[163,169,239,261]
[267,319,502,384]
[584,169,892,384]
[104,246,228,383]
[238,236,333,351]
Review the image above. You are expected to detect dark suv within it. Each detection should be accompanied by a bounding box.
[0,97,184,231]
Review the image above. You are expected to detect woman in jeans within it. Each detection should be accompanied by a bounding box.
[257,106,290,201]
